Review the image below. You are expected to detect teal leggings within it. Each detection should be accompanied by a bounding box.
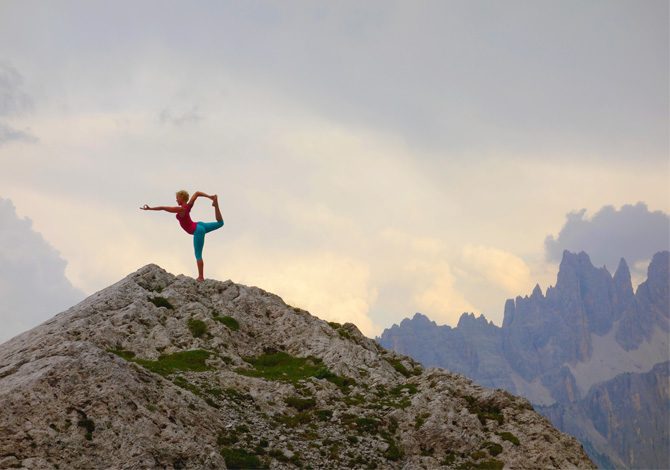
[193,221,223,260]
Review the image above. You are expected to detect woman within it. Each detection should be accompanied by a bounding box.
[141,190,224,281]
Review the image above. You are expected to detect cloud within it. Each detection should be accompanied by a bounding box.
[0,121,37,145]
[218,249,381,337]
[545,202,670,272]
[461,244,534,295]
[0,63,37,145]
[411,261,477,325]
[0,62,33,116]
[159,105,202,126]
[0,197,84,343]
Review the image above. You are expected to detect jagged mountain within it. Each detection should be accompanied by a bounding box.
[378,250,670,469]
[0,265,593,469]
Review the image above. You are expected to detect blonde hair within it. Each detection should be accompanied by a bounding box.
[176,190,189,204]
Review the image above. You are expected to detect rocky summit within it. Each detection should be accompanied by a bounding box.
[0,264,594,469]
[378,250,670,469]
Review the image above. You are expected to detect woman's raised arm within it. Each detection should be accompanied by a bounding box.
[140,204,182,213]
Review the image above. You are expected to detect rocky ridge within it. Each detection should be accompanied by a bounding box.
[0,264,594,469]
[378,250,670,469]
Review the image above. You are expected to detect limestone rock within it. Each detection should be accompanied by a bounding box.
[0,264,594,469]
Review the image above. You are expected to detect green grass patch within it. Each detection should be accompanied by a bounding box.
[497,431,520,446]
[355,417,380,434]
[173,376,201,395]
[187,318,208,338]
[214,315,240,331]
[442,452,456,465]
[148,296,174,309]
[133,350,213,376]
[108,349,136,361]
[221,447,266,469]
[285,396,316,411]
[236,351,353,390]
[275,411,312,428]
[223,387,254,403]
[315,409,333,421]
[414,412,430,429]
[473,459,504,470]
[327,321,342,329]
[382,435,403,461]
[386,357,412,377]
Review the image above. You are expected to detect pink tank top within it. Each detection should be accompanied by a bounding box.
[176,203,197,234]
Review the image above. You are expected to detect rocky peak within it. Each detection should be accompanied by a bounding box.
[0,264,594,469]
[407,312,436,327]
[613,258,633,297]
[531,284,543,299]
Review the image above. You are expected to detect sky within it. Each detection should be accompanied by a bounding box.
[1,0,668,342]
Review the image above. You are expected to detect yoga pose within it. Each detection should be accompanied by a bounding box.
[141,190,224,282]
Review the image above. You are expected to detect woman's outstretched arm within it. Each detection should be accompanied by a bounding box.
[188,191,213,206]
[140,204,182,213]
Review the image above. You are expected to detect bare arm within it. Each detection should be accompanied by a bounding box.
[188,191,213,206]
[140,204,182,213]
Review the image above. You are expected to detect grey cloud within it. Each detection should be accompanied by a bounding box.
[0,62,33,116]
[0,121,37,145]
[0,197,84,343]
[0,62,36,145]
[545,202,670,272]
[1,1,666,161]
[159,106,202,126]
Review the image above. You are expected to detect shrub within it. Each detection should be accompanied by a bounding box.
[497,431,520,446]
[383,438,403,461]
[482,441,503,456]
[77,418,95,441]
[355,417,380,434]
[315,409,333,421]
[415,412,430,429]
[386,357,411,377]
[148,296,174,309]
[187,318,207,338]
[473,458,504,470]
[220,447,266,469]
[213,315,240,331]
[464,395,504,425]
[285,396,316,411]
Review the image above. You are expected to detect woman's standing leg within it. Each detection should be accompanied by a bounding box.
[193,223,206,281]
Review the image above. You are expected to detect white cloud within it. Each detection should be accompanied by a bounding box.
[411,260,477,325]
[461,244,534,295]
[217,248,380,337]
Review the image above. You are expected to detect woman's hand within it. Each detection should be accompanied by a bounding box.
[140,204,151,210]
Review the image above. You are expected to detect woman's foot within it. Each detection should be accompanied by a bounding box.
[196,276,204,282]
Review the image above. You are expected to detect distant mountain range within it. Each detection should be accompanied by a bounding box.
[378,250,669,469]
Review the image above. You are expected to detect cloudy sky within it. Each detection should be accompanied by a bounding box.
[1,0,668,342]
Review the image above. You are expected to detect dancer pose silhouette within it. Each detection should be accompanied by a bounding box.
[141,190,224,281]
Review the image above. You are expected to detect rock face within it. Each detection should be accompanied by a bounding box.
[0,265,594,469]
[378,250,670,469]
